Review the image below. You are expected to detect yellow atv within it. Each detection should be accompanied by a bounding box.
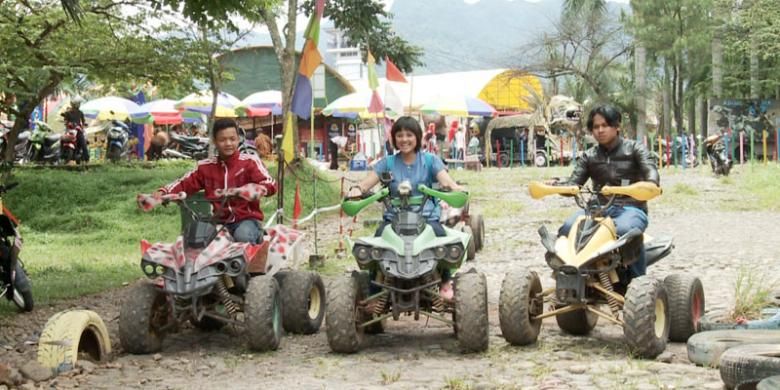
[499,181,704,358]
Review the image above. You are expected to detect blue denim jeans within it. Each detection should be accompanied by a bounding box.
[558,206,649,278]
[226,219,263,244]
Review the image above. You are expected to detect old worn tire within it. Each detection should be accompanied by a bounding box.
[464,226,476,261]
[499,270,542,346]
[12,261,33,312]
[277,271,325,334]
[469,214,485,251]
[326,275,363,353]
[664,274,705,342]
[623,276,670,359]
[758,375,780,390]
[555,305,598,336]
[244,276,282,351]
[38,309,112,373]
[719,344,780,389]
[687,330,780,368]
[454,271,489,353]
[119,282,169,354]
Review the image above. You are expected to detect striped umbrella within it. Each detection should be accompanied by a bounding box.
[176,91,241,118]
[238,90,282,116]
[131,99,184,125]
[82,96,141,121]
[420,96,497,117]
[322,90,391,119]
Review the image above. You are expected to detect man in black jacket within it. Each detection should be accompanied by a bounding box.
[61,97,89,163]
[558,104,660,278]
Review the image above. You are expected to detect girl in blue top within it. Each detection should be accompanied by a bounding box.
[348,116,463,237]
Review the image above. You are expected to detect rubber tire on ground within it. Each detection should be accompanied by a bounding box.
[469,214,485,252]
[244,276,282,351]
[12,261,33,312]
[454,271,489,352]
[38,309,112,373]
[664,274,705,342]
[758,375,780,390]
[555,305,598,336]
[108,145,121,162]
[687,330,780,368]
[325,275,363,353]
[276,271,326,334]
[623,276,670,359]
[534,152,547,167]
[355,272,384,334]
[119,282,169,354]
[498,270,542,346]
[699,310,740,331]
[464,226,476,262]
[719,344,780,389]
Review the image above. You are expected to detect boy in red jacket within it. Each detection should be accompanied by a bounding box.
[154,118,277,244]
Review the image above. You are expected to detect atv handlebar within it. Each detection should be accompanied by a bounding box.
[137,192,186,212]
[528,180,661,202]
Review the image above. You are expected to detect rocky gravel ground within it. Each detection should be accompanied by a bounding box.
[1,165,777,389]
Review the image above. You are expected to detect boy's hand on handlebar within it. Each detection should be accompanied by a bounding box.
[137,193,163,211]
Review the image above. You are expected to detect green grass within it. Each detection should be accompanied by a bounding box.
[732,265,774,321]
[0,160,339,315]
[727,164,780,211]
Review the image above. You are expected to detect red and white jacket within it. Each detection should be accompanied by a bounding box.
[160,152,277,224]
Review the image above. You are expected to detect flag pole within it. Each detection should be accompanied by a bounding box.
[310,94,315,159]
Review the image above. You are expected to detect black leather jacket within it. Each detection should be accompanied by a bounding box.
[565,137,660,212]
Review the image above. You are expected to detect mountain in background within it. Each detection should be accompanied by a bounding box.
[239,0,629,76]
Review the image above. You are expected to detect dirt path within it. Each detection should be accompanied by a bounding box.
[2,166,777,389]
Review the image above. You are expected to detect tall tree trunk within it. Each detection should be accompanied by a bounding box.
[3,76,62,162]
[712,36,723,99]
[662,68,672,137]
[749,34,759,99]
[672,57,684,134]
[698,95,707,141]
[687,94,696,142]
[635,44,647,139]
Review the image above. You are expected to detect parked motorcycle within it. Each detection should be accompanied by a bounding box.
[27,121,61,164]
[704,133,732,176]
[105,120,132,162]
[0,123,31,164]
[0,181,33,312]
[162,132,209,160]
[60,124,83,163]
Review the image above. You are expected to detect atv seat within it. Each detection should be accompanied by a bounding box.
[645,235,674,267]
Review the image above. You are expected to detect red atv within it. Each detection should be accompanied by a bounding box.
[120,188,325,354]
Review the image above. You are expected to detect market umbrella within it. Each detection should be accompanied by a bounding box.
[81,96,141,121]
[420,96,497,117]
[130,99,185,125]
[176,91,241,117]
[322,90,390,119]
[238,90,282,115]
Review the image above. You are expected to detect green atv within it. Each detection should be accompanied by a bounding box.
[326,173,489,353]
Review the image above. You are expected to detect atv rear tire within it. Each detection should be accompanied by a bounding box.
[12,261,33,312]
[119,282,169,354]
[499,270,542,346]
[38,310,112,372]
[555,305,598,336]
[464,226,476,262]
[326,275,363,353]
[244,277,282,351]
[470,214,485,251]
[664,274,705,342]
[686,329,780,367]
[719,344,780,389]
[277,271,325,334]
[623,276,670,359]
[454,271,489,352]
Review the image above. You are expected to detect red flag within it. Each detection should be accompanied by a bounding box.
[292,182,302,228]
[385,57,408,83]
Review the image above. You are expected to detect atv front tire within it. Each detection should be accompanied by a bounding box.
[12,261,33,312]
[664,274,704,342]
[499,270,542,345]
[119,282,169,354]
[623,276,670,359]
[277,271,325,334]
[470,214,485,251]
[244,277,282,351]
[326,275,363,353]
[454,271,489,352]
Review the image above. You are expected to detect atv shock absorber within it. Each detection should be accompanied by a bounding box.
[216,278,239,315]
[599,272,621,317]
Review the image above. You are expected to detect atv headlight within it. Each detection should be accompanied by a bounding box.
[446,244,463,262]
[434,246,447,259]
[141,260,165,278]
[370,248,383,261]
[353,245,371,264]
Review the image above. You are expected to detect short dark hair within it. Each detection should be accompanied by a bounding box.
[390,116,422,152]
[212,118,238,139]
[586,104,622,131]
